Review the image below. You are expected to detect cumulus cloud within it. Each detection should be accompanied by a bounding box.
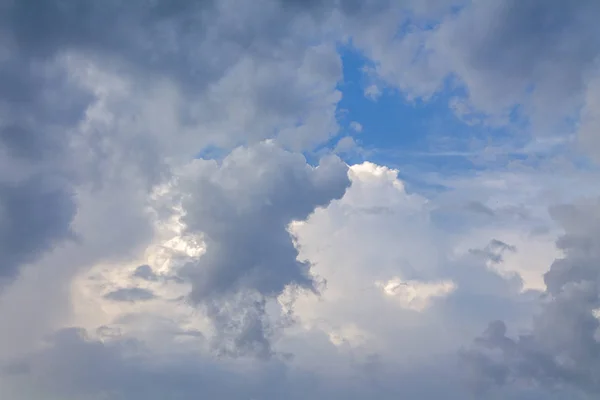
[287,162,560,367]
[0,0,346,350]
[173,143,349,357]
[354,0,600,140]
[464,200,600,395]
[179,143,349,301]
[1,0,600,399]
[1,159,584,399]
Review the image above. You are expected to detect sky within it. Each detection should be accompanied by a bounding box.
[2,0,600,399]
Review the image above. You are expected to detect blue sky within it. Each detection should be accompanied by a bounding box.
[335,45,535,175]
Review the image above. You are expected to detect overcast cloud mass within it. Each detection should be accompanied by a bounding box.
[1,0,600,399]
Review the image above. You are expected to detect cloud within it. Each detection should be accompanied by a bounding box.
[354,0,600,136]
[464,199,600,395]
[0,43,94,287]
[0,176,75,282]
[468,239,517,265]
[375,277,456,311]
[0,156,585,399]
[333,136,360,155]
[1,0,600,399]
[2,0,345,155]
[179,143,350,301]
[0,0,350,369]
[171,142,350,357]
[578,68,600,160]
[132,265,159,282]
[104,288,157,303]
[288,162,551,366]
[0,160,581,399]
[0,0,347,354]
[0,325,473,400]
[349,121,363,133]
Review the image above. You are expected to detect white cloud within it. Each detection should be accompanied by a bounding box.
[376,277,456,311]
[349,121,363,133]
[364,84,383,100]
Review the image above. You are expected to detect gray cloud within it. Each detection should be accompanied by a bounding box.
[0,38,95,286]
[0,1,349,366]
[132,265,159,282]
[0,1,378,395]
[1,0,341,139]
[358,0,600,137]
[465,201,496,217]
[104,288,157,303]
[176,143,350,356]
[1,0,214,84]
[465,200,600,395]
[469,239,517,265]
[179,143,350,302]
[0,0,344,287]
[3,324,580,400]
[2,0,598,398]
[0,325,478,400]
[0,175,75,282]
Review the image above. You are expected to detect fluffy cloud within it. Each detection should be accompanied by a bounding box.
[0,161,550,399]
[1,0,600,399]
[179,143,349,302]
[464,200,600,395]
[354,0,600,138]
[175,143,349,357]
[0,0,345,345]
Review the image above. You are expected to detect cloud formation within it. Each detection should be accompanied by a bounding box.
[356,0,600,137]
[1,0,600,399]
[179,144,349,301]
[175,143,349,357]
[465,200,600,395]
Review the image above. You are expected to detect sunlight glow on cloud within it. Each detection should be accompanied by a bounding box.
[376,277,456,311]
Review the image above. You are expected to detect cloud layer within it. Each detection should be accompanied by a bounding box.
[2,0,600,399]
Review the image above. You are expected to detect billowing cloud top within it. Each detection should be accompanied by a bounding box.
[1,0,600,399]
